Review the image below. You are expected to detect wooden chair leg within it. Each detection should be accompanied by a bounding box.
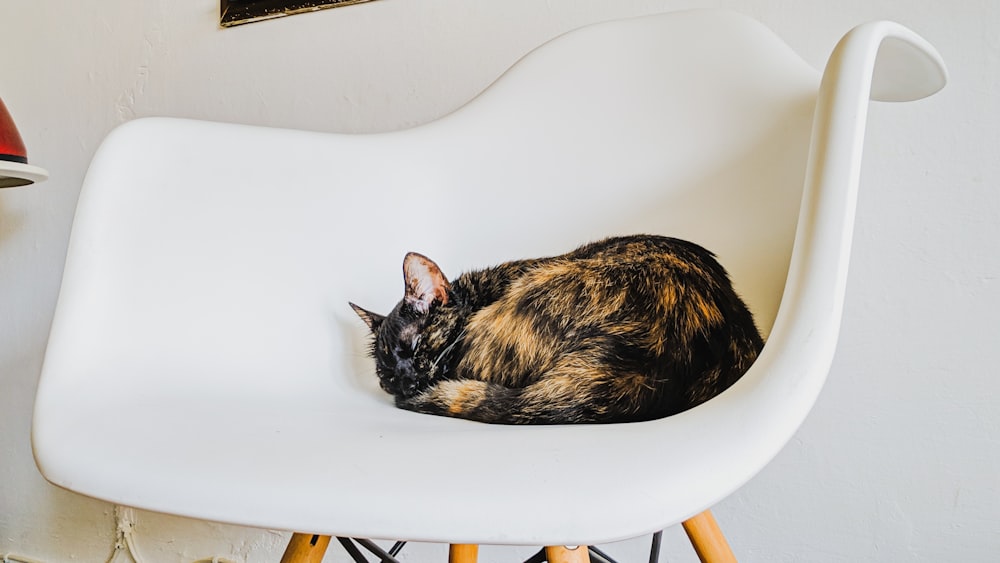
[281,533,332,563]
[681,510,736,563]
[545,545,591,563]
[449,544,479,563]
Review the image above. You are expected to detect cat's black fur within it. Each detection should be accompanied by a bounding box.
[350,235,763,424]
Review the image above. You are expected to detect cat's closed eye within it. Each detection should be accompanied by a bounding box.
[395,343,414,359]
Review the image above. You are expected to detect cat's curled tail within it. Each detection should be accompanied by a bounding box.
[398,378,586,424]
[397,315,763,425]
[397,359,680,425]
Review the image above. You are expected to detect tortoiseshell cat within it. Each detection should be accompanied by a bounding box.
[350,235,763,424]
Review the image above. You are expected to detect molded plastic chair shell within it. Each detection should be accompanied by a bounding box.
[33,10,945,546]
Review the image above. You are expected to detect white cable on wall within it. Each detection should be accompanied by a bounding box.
[105,506,142,563]
[3,554,47,563]
[3,505,240,563]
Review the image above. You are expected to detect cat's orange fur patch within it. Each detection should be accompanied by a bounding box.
[444,380,487,415]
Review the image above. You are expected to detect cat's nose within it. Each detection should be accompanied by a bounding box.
[396,361,421,396]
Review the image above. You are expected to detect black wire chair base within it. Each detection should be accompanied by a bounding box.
[336,537,408,563]
[334,531,664,563]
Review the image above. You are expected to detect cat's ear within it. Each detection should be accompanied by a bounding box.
[350,302,385,332]
[403,252,450,314]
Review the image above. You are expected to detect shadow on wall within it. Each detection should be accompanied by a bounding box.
[0,201,25,250]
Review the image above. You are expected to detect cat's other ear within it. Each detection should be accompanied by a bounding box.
[350,302,385,332]
[403,252,450,314]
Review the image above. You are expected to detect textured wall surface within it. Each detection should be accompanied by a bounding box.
[1,1,997,561]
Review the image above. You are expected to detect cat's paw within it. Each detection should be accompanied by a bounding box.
[377,369,430,400]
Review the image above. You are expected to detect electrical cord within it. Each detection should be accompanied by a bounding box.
[2,555,47,563]
[105,506,141,563]
[3,505,241,563]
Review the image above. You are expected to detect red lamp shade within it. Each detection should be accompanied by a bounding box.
[0,97,28,163]
[0,96,47,188]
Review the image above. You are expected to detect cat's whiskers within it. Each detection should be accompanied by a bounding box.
[429,328,467,373]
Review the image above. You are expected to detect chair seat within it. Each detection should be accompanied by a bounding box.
[37,362,802,545]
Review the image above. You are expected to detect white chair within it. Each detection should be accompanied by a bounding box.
[32,10,945,562]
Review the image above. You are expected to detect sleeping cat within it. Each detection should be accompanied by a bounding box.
[350,235,763,424]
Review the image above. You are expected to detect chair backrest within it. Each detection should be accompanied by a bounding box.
[42,11,821,404]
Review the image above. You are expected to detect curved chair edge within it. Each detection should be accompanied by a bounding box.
[741,19,947,513]
[778,20,947,350]
[858,21,948,103]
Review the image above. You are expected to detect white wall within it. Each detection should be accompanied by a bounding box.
[1,0,997,561]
